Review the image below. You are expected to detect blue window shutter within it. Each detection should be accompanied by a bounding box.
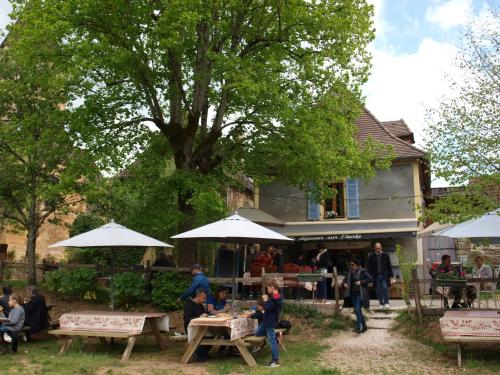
[307,182,321,221]
[346,178,360,219]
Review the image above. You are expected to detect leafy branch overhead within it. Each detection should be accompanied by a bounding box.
[11,0,388,188]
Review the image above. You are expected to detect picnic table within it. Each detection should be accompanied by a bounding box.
[439,310,500,367]
[181,313,260,366]
[49,311,169,360]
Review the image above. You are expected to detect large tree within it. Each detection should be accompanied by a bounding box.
[0,31,97,284]
[11,0,392,265]
[425,3,499,222]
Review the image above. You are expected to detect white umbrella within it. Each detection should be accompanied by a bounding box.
[171,213,292,243]
[172,213,293,306]
[433,209,500,238]
[50,221,173,248]
[50,221,173,309]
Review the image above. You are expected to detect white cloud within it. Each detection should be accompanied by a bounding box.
[364,38,460,149]
[426,0,473,30]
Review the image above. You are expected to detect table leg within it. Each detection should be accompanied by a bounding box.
[180,326,208,364]
[150,318,166,350]
[59,337,73,354]
[99,337,108,346]
[121,336,137,361]
[457,344,462,368]
[234,338,257,367]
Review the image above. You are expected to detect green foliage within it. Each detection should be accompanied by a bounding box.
[282,303,349,332]
[425,5,499,220]
[151,272,190,312]
[44,268,98,300]
[395,244,416,308]
[69,213,105,237]
[112,272,145,308]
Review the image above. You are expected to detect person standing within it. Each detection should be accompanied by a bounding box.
[178,264,211,302]
[255,280,284,368]
[343,259,372,334]
[367,242,393,308]
[313,243,331,303]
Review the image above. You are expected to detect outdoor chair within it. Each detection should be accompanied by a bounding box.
[474,268,499,309]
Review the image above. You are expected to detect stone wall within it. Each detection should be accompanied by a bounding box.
[456,239,500,267]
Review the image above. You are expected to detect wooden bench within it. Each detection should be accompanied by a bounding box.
[49,329,141,361]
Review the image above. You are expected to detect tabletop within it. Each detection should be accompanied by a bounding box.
[440,310,500,337]
[188,314,257,341]
[59,311,168,335]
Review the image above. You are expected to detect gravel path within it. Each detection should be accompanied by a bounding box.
[320,314,460,375]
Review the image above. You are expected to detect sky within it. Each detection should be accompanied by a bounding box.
[0,0,492,187]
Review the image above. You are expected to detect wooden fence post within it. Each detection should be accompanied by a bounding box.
[412,269,423,323]
[333,267,340,317]
[261,267,266,296]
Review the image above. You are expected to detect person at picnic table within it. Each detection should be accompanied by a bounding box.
[367,242,394,308]
[183,288,209,362]
[23,285,49,336]
[0,293,25,354]
[430,255,463,308]
[0,285,12,318]
[207,286,229,315]
[473,256,494,292]
[343,259,372,334]
[177,264,211,302]
[255,279,284,368]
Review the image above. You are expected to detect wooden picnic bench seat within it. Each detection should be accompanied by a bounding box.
[49,329,140,361]
[442,335,500,367]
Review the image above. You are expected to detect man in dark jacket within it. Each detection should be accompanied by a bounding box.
[343,259,372,333]
[255,279,283,368]
[183,288,209,361]
[367,242,394,308]
[178,264,211,302]
[23,285,49,335]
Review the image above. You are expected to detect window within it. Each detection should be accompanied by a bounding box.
[324,182,345,219]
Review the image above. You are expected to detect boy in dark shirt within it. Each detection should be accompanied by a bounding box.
[255,280,284,368]
[183,288,209,361]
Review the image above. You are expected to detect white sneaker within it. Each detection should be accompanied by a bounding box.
[3,333,12,343]
[384,303,390,309]
[268,361,280,368]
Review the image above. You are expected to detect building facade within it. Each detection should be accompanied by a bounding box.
[254,108,430,277]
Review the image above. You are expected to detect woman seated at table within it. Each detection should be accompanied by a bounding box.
[207,286,229,315]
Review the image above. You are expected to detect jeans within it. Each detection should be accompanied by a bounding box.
[317,269,328,299]
[376,274,389,305]
[255,323,279,362]
[351,294,366,330]
[0,325,18,353]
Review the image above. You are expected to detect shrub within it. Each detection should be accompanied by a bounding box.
[151,272,190,311]
[112,272,145,308]
[44,268,98,300]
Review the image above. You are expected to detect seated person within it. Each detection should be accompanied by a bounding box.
[295,253,306,267]
[0,294,25,353]
[207,286,229,315]
[0,285,12,318]
[250,301,265,325]
[473,256,494,291]
[23,285,49,335]
[183,288,209,362]
[430,255,463,308]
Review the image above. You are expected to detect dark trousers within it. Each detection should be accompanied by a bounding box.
[351,294,366,330]
[317,278,327,299]
[375,274,389,305]
[0,327,18,353]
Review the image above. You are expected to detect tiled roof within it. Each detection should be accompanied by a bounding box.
[381,119,414,138]
[355,108,425,159]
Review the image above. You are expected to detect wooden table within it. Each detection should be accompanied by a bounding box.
[181,314,259,366]
[440,310,500,367]
[49,311,169,360]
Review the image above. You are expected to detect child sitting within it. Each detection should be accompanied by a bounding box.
[0,294,25,353]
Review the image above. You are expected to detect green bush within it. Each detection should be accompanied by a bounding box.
[151,272,190,312]
[44,268,98,300]
[112,272,145,308]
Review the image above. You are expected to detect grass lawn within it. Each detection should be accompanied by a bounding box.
[393,311,500,374]
[0,303,346,375]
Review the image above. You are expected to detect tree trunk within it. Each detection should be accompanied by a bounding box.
[26,224,38,285]
[175,189,198,267]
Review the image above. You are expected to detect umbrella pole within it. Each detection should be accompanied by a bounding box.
[110,248,115,310]
[232,245,239,317]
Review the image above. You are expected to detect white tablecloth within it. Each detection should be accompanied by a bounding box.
[440,310,500,338]
[188,315,257,342]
